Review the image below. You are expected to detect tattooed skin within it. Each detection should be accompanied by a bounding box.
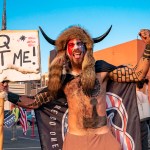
[82,78,100,97]
[110,67,139,82]
[28,92,51,108]
[109,44,150,82]
[83,79,107,128]
[143,45,150,60]
[83,99,107,129]
[64,75,107,129]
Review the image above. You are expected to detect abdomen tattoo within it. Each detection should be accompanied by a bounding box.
[82,79,107,128]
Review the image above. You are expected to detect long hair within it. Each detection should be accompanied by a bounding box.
[48,50,66,98]
[81,50,96,96]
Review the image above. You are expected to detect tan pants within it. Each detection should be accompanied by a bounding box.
[63,131,121,150]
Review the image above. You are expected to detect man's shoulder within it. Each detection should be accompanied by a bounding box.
[95,60,117,73]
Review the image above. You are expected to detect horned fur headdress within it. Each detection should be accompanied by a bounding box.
[39,25,112,98]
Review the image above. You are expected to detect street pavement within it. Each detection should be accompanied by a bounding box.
[3,124,150,150]
[4,125,41,150]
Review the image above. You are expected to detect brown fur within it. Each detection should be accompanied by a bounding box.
[48,51,66,98]
[48,26,96,98]
[55,26,93,52]
[81,50,96,96]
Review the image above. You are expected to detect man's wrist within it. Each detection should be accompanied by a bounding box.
[143,44,150,59]
[0,91,7,99]
[146,44,150,50]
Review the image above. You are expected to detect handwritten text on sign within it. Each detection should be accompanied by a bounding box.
[0,30,41,82]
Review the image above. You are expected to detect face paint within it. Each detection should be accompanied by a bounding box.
[67,39,85,56]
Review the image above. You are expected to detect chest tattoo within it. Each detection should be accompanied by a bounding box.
[65,76,106,128]
[83,105,107,129]
[82,78,100,97]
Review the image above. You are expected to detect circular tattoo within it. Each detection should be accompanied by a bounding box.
[81,78,100,97]
[90,98,98,106]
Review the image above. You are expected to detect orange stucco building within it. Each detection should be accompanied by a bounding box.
[94,39,145,67]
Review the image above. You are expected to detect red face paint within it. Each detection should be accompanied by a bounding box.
[67,39,85,56]
[67,42,74,56]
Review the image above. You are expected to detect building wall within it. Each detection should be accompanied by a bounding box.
[94,39,139,66]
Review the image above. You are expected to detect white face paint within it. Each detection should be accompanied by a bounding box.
[66,39,85,66]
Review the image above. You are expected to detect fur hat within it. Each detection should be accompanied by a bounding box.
[55,26,93,52]
[39,25,112,52]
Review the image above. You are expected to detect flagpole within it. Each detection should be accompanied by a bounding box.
[0,97,4,150]
[0,0,7,149]
[2,0,6,30]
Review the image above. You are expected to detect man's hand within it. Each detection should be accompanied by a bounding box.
[0,81,8,92]
[0,81,8,99]
[0,82,40,109]
[139,29,150,44]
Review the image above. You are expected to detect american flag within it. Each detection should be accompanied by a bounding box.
[18,106,28,135]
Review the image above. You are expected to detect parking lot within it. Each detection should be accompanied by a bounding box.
[4,125,41,150]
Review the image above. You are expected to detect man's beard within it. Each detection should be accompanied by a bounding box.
[70,59,82,69]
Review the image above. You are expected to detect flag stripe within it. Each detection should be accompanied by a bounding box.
[18,106,28,135]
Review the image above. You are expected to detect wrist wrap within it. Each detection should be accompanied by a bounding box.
[7,92,20,104]
[143,44,150,59]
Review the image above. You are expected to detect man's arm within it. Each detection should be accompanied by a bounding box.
[0,82,52,109]
[20,90,53,109]
[109,29,150,82]
[10,89,52,109]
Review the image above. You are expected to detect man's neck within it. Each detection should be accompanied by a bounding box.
[70,69,82,76]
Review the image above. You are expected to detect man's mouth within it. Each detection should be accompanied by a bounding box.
[73,53,81,59]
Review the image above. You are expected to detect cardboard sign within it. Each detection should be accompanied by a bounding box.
[0,30,41,82]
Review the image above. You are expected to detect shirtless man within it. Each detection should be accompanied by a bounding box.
[1,26,150,150]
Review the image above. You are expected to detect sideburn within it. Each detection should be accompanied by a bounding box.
[81,50,96,96]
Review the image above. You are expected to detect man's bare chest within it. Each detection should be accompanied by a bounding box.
[64,75,106,99]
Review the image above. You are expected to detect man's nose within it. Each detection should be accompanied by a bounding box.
[74,43,80,49]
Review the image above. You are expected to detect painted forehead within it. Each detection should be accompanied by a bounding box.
[67,39,82,43]
[67,39,84,48]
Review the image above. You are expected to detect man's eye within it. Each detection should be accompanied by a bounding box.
[68,43,74,47]
[77,42,83,46]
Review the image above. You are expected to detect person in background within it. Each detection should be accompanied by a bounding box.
[136,80,150,150]
[11,104,19,141]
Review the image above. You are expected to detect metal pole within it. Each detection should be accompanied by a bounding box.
[30,117,36,138]
[0,0,7,146]
[0,98,4,150]
[2,0,6,30]
[11,123,17,141]
[30,110,36,138]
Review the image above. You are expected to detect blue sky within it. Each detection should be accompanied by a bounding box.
[0,0,150,73]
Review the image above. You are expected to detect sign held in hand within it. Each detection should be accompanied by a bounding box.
[0,30,41,82]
